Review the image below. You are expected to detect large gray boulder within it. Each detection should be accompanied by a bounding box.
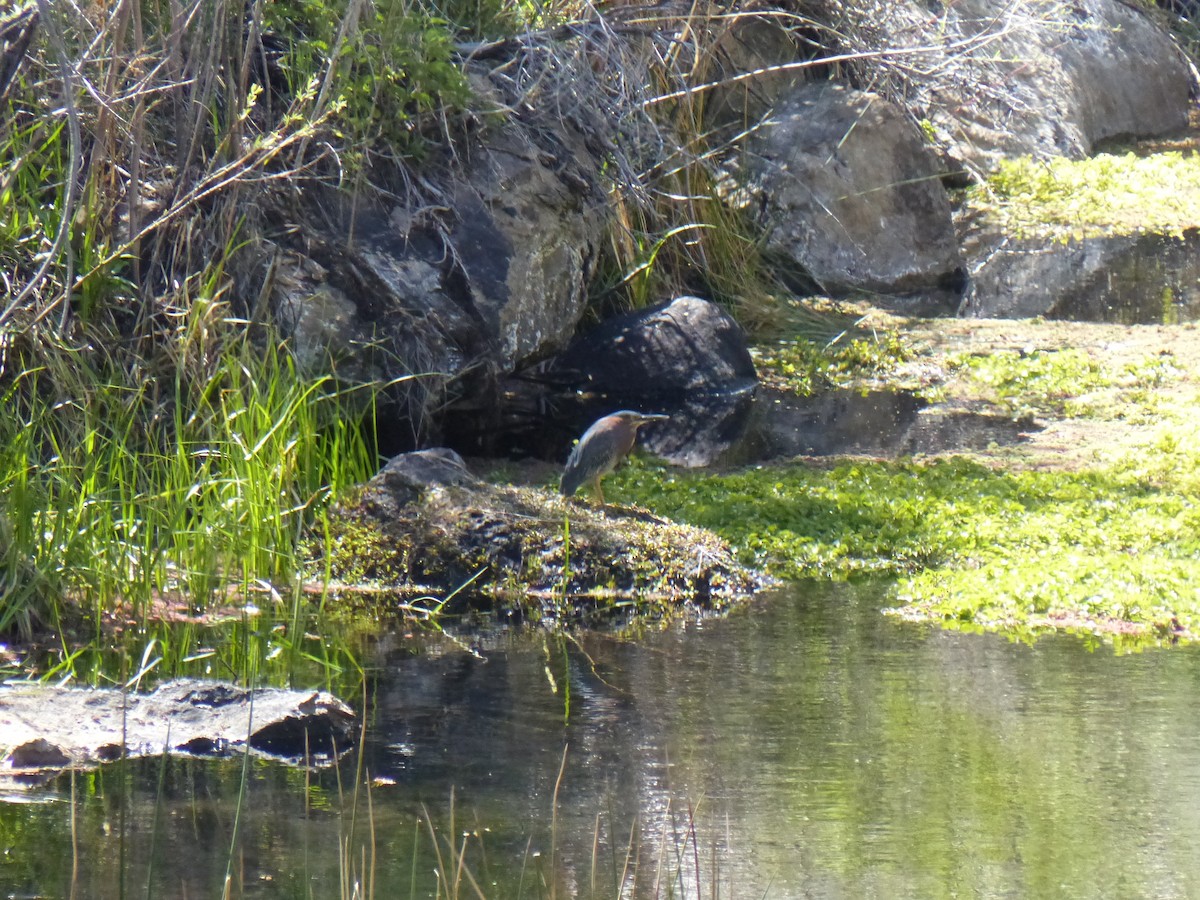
[734,82,964,295]
[829,0,1189,169]
[270,102,605,441]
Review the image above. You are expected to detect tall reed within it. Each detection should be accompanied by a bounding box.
[0,310,381,640]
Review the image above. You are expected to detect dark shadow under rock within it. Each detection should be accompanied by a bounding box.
[317,449,771,622]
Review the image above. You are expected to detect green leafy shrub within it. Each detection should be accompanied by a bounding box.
[264,0,470,159]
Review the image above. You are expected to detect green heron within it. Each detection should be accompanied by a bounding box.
[561,410,669,504]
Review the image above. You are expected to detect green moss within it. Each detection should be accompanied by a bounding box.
[612,451,1200,639]
[753,331,912,395]
[947,348,1110,417]
[978,152,1200,239]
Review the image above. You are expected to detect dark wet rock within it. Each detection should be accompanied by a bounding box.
[320,449,771,617]
[550,295,757,399]
[828,0,1189,170]
[455,296,758,463]
[533,296,758,468]
[964,228,1200,324]
[731,83,964,296]
[442,385,757,472]
[635,389,757,469]
[737,388,1038,460]
[0,679,357,782]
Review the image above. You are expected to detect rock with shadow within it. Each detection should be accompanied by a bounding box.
[736,388,1039,461]
[0,679,357,786]
[550,294,756,397]
[729,82,965,299]
[266,75,606,448]
[963,227,1200,324]
[544,295,759,468]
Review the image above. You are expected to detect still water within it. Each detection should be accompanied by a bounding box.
[5,581,1200,898]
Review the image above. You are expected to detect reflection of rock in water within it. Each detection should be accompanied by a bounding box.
[963,228,1200,324]
[738,388,1037,461]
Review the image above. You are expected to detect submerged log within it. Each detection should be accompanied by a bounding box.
[0,678,357,784]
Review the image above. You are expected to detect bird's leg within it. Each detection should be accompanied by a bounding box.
[592,477,605,505]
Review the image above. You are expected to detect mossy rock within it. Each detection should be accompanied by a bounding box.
[309,450,771,624]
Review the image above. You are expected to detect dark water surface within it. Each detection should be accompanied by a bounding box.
[5,582,1200,898]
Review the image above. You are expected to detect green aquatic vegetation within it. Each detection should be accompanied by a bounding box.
[753,330,912,395]
[612,454,1200,637]
[948,348,1110,417]
[980,152,1200,239]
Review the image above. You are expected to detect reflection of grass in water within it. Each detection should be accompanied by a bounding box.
[46,747,734,899]
[20,597,375,694]
[613,450,1200,641]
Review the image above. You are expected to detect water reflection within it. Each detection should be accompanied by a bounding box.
[6,582,1200,897]
[965,228,1200,324]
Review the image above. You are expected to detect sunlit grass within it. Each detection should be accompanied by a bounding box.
[752,327,913,395]
[0,320,382,676]
[613,443,1200,638]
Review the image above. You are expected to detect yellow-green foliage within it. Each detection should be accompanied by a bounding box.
[982,152,1200,239]
[608,334,1200,643]
[753,331,912,395]
[613,452,1200,641]
[263,0,470,158]
[947,348,1109,417]
[0,325,381,636]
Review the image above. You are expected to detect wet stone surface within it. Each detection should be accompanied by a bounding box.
[736,388,1037,461]
[0,679,358,787]
[964,228,1200,325]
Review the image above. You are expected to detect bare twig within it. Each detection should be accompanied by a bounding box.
[2,0,82,329]
[0,4,38,106]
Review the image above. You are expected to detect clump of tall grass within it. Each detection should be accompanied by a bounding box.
[0,303,381,640]
[0,0,465,641]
